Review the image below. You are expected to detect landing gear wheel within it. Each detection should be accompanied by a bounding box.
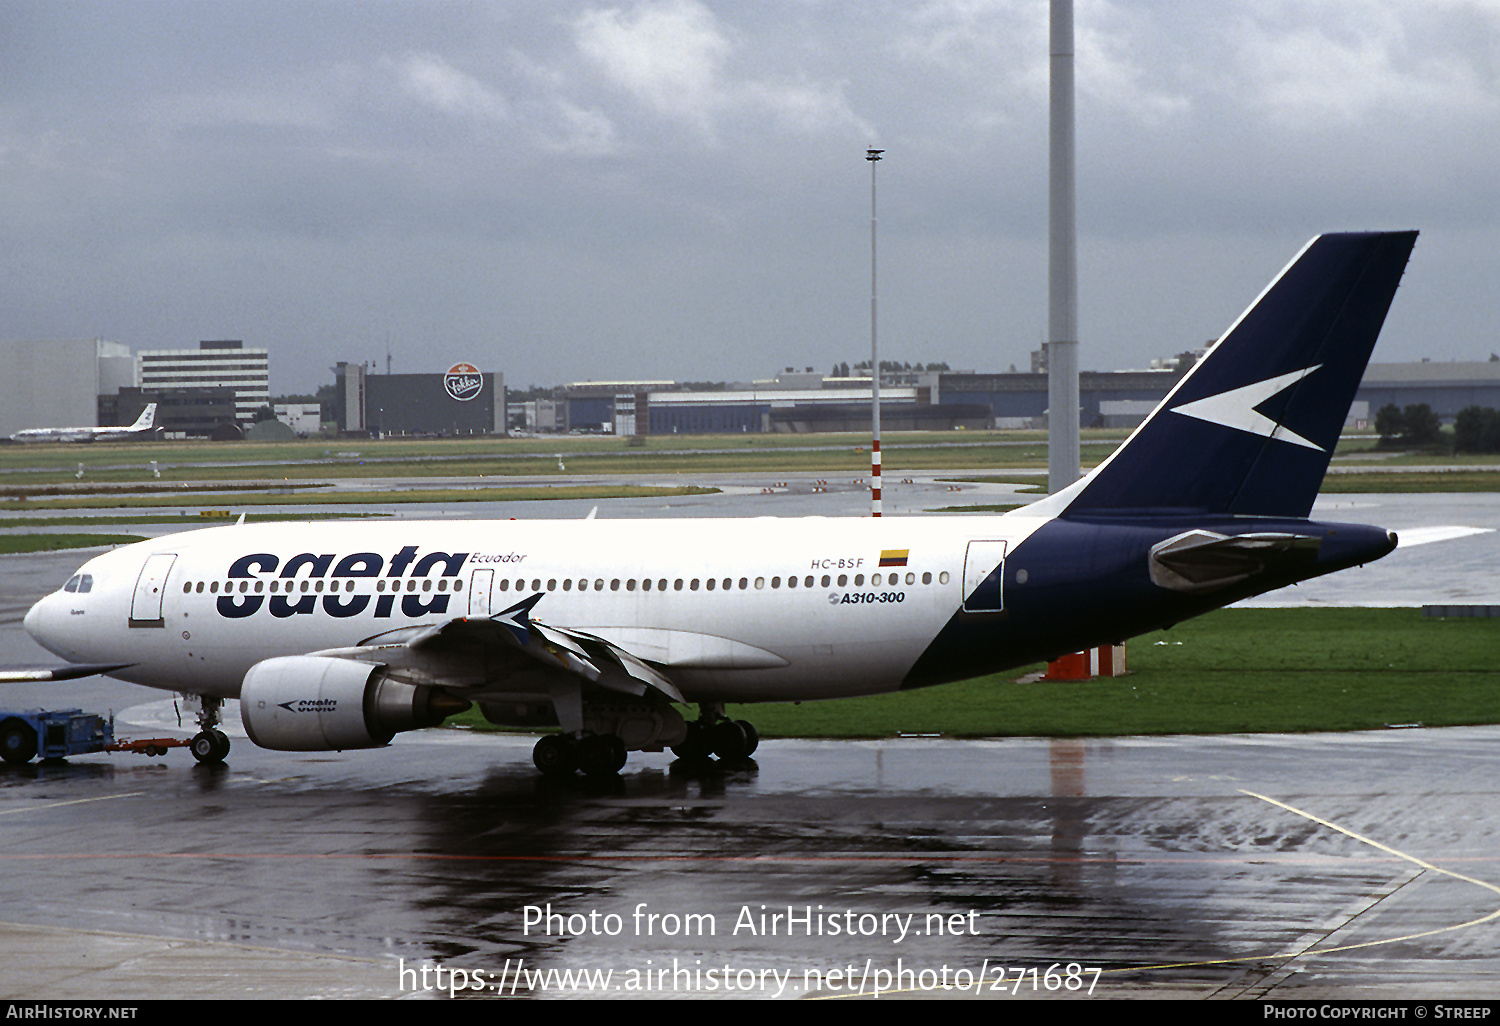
[190,729,229,765]
[2,722,37,766]
[711,719,750,762]
[734,720,759,758]
[533,734,577,776]
[671,721,713,762]
[576,733,626,777]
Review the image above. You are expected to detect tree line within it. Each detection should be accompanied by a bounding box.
[828,361,950,377]
[1376,403,1500,453]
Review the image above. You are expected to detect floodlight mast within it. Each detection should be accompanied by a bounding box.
[1047,0,1081,494]
[867,147,884,517]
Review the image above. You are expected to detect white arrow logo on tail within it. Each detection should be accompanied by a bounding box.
[1169,364,1325,451]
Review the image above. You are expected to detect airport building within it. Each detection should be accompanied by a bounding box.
[333,361,506,437]
[0,337,268,439]
[549,367,1160,435]
[0,338,131,438]
[1358,361,1500,420]
[538,357,1500,436]
[275,403,322,436]
[135,340,270,424]
[7,332,1499,442]
[934,367,1190,429]
[553,369,987,435]
[100,386,239,438]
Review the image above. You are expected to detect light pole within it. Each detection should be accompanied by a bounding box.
[1047,0,1080,494]
[867,147,883,517]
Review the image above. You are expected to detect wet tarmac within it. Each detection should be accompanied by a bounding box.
[5,715,1500,1000]
[2,483,1499,1000]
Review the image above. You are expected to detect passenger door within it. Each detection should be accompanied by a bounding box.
[961,540,1007,614]
[468,569,494,617]
[129,553,177,628]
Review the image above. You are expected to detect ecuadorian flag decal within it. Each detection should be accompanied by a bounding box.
[879,549,909,567]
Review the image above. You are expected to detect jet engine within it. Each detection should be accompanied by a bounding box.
[240,655,469,751]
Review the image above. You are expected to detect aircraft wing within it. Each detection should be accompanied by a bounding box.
[0,663,133,683]
[310,594,686,704]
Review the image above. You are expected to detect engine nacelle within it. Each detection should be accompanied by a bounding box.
[240,656,467,751]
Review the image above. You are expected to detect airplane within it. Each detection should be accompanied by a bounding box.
[8,232,1417,775]
[9,403,159,444]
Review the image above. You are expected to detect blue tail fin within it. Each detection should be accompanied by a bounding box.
[1054,231,1417,519]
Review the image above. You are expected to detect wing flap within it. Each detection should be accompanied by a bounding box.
[328,595,685,703]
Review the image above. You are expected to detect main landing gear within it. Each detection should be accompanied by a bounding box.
[188,695,231,765]
[532,732,627,777]
[529,705,759,778]
[670,706,758,765]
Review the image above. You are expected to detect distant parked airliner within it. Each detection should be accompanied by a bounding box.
[9,403,158,444]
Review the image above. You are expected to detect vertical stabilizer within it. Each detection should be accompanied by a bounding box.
[1045,231,1417,519]
[131,403,157,431]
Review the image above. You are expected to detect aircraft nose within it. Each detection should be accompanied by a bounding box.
[23,594,62,653]
[24,594,71,659]
[23,597,44,639]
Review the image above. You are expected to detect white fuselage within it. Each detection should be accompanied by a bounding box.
[24,514,1050,705]
[10,404,157,443]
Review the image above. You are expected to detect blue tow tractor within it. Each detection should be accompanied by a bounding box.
[0,708,190,765]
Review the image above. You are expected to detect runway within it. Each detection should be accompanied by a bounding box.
[2,480,1499,1000]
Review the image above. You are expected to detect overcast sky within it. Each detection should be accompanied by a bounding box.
[4,0,1498,395]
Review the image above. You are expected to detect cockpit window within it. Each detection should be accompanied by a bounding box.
[64,575,80,593]
[62,574,94,594]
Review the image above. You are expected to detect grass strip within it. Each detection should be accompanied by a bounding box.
[0,513,390,526]
[924,504,1027,513]
[728,608,1500,737]
[1319,471,1500,493]
[451,608,1500,739]
[0,534,147,554]
[2,484,721,511]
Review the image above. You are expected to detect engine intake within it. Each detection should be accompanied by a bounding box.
[240,655,469,751]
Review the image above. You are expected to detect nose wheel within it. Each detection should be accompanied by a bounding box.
[187,695,231,764]
[190,728,231,764]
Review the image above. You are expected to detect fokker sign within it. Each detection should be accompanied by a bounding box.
[444,362,483,402]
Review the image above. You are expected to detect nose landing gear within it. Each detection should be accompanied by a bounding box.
[187,695,231,765]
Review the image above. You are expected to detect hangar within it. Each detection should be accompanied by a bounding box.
[333,360,506,437]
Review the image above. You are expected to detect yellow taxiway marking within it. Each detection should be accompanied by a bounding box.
[821,788,1500,998]
[1126,789,1500,973]
[0,792,145,817]
[1242,788,1500,956]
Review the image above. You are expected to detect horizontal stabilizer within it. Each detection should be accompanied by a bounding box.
[1148,530,1321,593]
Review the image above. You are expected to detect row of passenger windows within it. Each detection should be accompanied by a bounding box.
[184,571,954,596]
[496,571,949,593]
[186,578,465,595]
